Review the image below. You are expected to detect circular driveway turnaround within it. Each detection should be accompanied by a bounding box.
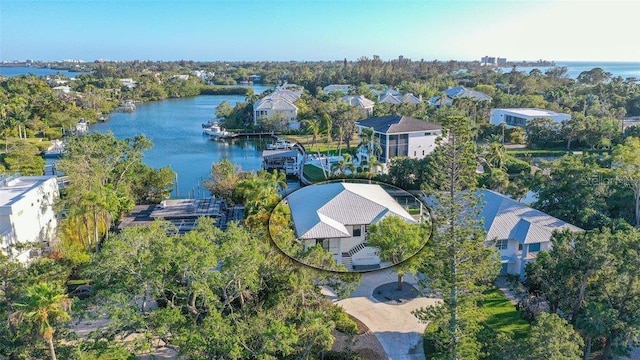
[336,269,440,360]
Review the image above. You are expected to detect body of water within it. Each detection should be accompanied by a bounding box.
[504,61,640,79]
[91,87,271,198]
[0,66,86,78]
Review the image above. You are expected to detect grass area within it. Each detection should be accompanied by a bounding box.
[481,287,530,340]
[282,135,352,155]
[303,164,328,182]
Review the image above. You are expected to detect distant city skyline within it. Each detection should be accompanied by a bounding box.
[1,0,639,63]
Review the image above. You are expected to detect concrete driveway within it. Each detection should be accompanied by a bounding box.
[336,269,440,360]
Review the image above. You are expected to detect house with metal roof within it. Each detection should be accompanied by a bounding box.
[355,115,443,166]
[490,108,571,128]
[286,182,417,270]
[480,189,582,278]
[253,84,303,130]
[429,85,492,107]
[342,95,375,116]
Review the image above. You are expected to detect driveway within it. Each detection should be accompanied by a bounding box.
[336,269,440,360]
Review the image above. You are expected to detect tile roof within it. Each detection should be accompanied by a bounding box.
[480,189,582,244]
[356,115,441,134]
[287,183,416,239]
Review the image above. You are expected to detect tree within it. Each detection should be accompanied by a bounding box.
[367,216,429,290]
[416,116,500,360]
[203,159,243,203]
[331,153,355,176]
[14,282,71,360]
[612,136,640,227]
[521,312,584,360]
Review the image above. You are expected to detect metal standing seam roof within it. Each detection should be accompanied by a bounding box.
[356,115,441,134]
[480,189,582,244]
[287,183,416,240]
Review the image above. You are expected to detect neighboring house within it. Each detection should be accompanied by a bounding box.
[429,85,492,107]
[119,78,138,89]
[341,95,375,116]
[323,84,351,94]
[490,108,572,128]
[287,182,416,270]
[253,84,303,130]
[355,115,443,165]
[0,175,59,263]
[378,92,423,105]
[480,189,582,278]
[52,85,71,94]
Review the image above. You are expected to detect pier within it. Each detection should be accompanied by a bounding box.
[219,131,280,139]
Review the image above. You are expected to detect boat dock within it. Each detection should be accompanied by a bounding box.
[219,131,280,139]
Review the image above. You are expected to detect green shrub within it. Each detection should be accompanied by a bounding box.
[504,156,531,174]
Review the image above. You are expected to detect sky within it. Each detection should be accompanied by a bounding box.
[1,0,639,63]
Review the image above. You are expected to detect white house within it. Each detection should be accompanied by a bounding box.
[323,84,351,94]
[429,86,491,107]
[355,115,443,165]
[341,95,375,116]
[286,182,417,270]
[490,108,572,128]
[0,175,59,263]
[480,189,582,278]
[119,78,138,89]
[253,84,303,130]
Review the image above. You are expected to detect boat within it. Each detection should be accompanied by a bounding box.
[266,138,297,150]
[203,121,233,138]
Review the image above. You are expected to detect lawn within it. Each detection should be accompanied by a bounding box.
[303,164,328,182]
[481,287,530,339]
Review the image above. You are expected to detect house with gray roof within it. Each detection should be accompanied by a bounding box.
[342,95,375,116]
[480,189,582,278]
[429,85,491,108]
[355,115,443,166]
[286,182,417,270]
[323,84,352,94]
[253,84,303,130]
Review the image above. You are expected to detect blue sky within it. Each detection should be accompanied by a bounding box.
[1,0,639,62]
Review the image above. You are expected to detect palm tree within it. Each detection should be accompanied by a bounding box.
[483,142,507,171]
[15,282,71,360]
[303,118,321,150]
[331,154,355,176]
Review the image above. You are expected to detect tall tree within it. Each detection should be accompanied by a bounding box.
[416,116,500,360]
[612,136,640,227]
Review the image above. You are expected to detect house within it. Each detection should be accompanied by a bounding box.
[341,95,375,116]
[378,92,423,105]
[253,84,303,130]
[355,115,443,165]
[490,108,572,128]
[0,175,59,263]
[480,189,582,278]
[286,182,417,270]
[52,85,71,94]
[429,86,491,107]
[323,84,351,94]
[119,78,138,89]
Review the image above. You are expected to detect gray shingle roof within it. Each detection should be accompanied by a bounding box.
[356,115,441,134]
[443,86,492,101]
[480,189,582,244]
[287,183,416,239]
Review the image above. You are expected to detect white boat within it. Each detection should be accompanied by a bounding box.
[203,122,232,138]
[267,138,297,150]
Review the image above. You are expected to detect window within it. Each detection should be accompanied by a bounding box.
[414,151,417,157]
[352,226,362,237]
[518,243,523,251]
[496,239,508,250]
[529,243,541,252]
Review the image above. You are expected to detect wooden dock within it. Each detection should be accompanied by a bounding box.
[222,132,280,139]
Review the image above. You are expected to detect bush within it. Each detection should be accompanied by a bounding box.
[329,306,359,335]
[504,156,531,174]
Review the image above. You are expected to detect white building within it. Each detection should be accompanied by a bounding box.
[490,108,571,128]
[0,175,59,263]
[480,190,582,278]
[287,182,417,270]
[355,115,443,165]
[341,95,375,116]
[253,84,303,130]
